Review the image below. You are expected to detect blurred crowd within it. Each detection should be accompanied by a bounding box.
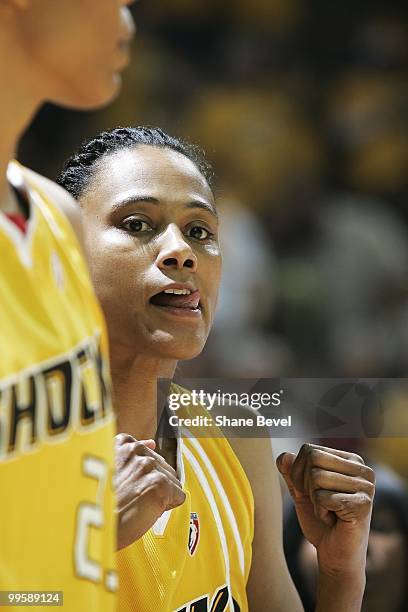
[20,0,408,377]
[19,3,408,606]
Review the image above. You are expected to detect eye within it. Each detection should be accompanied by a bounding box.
[187,225,213,241]
[121,217,153,234]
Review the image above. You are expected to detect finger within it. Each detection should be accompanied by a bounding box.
[116,440,179,484]
[140,447,179,479]
[140,439,156,451]
[303,444,365,464]
[308,468,375,496]
[276,452,303,499]
[129,453,180,486]
[164,483,186,510]
[115,437,152,470]
[117,461,183,508]
[289,444,369,496]
[115,432,137,446]
[276,452,296,476]
[144,471,186,511]
[315,489,373,523]
[303,448,375,482]
[154,462,184,490]
[285,445,311,494]
[122,441,179,480]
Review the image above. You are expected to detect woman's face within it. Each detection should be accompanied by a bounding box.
[81,145,221,361]
[21,0,135,109]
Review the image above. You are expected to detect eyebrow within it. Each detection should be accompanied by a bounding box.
[110,195,218,219]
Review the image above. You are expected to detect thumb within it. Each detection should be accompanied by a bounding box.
[276,452,301,499]
[140,439,156,451]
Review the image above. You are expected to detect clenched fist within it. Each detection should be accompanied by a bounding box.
[277,443,375,578]
[115,433,186,550]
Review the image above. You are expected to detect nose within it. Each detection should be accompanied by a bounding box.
[156,225,197,272]
[120,6,136,41]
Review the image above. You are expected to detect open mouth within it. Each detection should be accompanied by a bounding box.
[150,288,201,312]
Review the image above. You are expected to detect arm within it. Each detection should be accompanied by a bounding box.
[228,436,304,611]
[277,444,375,612]
[230,437,374,612]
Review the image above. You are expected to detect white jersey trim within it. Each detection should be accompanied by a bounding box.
[182,443,234,612]
[0,162,38,268]
[186,436,246,578]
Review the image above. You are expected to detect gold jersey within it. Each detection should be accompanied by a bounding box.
[0,162,117,611]
[118,386,254,612]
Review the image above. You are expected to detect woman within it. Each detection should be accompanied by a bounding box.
[58,126,375,611]
[0,2,135,609]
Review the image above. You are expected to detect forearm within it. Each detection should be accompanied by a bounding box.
[315,571,366,612]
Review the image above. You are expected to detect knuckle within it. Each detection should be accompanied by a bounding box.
[364,466,376,483]
[139,455,156,472]
[300,443,313,456]
[151,471,168,488]
[351,491,372,511]
[350,452,364,465]
[115,433,134,445]
[148,484,168,510]
[131,440,148,456]
[310,467,323,486]
[309,448,320,463]
[365,480,376,496]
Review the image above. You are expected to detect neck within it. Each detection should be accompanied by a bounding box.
[111,348,177,441]
[0,17,42,208]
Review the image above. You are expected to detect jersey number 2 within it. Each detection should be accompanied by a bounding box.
[74,455,117,591]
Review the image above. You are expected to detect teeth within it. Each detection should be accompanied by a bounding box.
[164,288,191,295]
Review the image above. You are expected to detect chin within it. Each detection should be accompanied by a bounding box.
[58,74,121,111]
[149,334,205,361]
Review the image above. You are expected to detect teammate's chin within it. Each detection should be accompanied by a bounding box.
[57,70,123,111]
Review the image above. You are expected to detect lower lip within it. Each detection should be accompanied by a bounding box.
[150,304,202,321]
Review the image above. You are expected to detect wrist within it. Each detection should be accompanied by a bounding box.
[318,567,366,587]
[316,570,366,612]
[317,545,368,580]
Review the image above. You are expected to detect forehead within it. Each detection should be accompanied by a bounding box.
[88,145,213,205]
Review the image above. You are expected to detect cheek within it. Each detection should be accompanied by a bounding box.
[205,255,222,310]
[84,230,143,305]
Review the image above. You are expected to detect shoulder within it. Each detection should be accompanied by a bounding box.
[22,167,84,249]
[211,401,277,484]
[169,384,278,492]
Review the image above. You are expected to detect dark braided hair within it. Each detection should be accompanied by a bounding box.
[57,126,215,199]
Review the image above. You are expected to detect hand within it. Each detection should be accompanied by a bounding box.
[115,433,186,550]
[277,443,375,578]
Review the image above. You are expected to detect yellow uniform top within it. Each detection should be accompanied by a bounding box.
[118,386,254,612]
[0,162,117,611]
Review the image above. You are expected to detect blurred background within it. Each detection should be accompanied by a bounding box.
[20,0,408,560]
[20,2,408,607]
